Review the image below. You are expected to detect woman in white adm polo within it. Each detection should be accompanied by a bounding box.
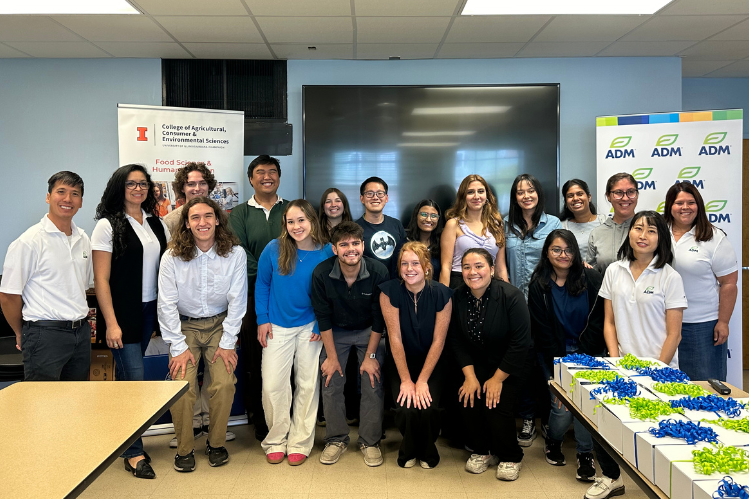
[663,183,737,381]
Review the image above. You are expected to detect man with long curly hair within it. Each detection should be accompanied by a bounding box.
[163,162,216,234]
[157,197,247,472]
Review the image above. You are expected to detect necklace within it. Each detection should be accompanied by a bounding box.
[298,246,316,263]
[406,287,424,314]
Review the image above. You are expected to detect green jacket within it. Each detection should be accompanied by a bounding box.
[229,199,289,280]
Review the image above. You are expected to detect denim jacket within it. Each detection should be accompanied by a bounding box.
[504,212,561,300]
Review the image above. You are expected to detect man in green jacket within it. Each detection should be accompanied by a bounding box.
[229,155,288,441]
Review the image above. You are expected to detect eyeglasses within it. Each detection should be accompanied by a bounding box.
[610,189,638,200]
[186,181,208,189]
[125,181,149,190]
[364,190,386,199]
[549,247,575,257]
[418,212,440,220]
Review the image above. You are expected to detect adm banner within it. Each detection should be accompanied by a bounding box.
[118,104,245,212]
[596,109,743,385]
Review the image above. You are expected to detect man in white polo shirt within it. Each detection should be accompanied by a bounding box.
[0,171,92,380]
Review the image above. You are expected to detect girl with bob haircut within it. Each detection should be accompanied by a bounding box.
[441,174,508,289]
[318,188,353,243]
[92,164,169,479]
[255,199,334,466]
[380,241,453,469]
[406,199,445,281]
[559,179,607,262]
[587,172,638,273]
[449,248,531,482]
[663,182,738,381]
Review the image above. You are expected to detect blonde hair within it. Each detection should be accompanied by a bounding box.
[398,241,434,280]
[278,199,324,275]
[445,174,505,248]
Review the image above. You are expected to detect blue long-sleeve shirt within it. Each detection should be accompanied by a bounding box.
[505,212,561,301]
[255,239,334,333]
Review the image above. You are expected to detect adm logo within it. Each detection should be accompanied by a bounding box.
[632,168,655,190]
[651,134,681,158]
[705,200,730,223]
[675,166,704,189]
[698,132,730,156]
[605,136,635,159]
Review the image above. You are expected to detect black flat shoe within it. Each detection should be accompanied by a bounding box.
[124,456,156,479]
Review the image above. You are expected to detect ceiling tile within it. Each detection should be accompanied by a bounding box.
[357,17,451,43]
[445,16,551,43]
[701,60,749,77]
[356,43,438,59]
[660,0,749,15]
[271,43,353,59]
[0,16,83,42]
[679,40,749,60]
[598,40,695,56]
[155,16,264,43]
[246,0,351,16]
[93,42,191,58]
[518,41,610,57]
[134,0,249,16]
[3,41,111,57]
[355,0,459,17]
[681,60,735,77]
[622,15,740,41]
[534,15,649,42]
[0,43,27,57]
[181,42,272,59]
[437,42,524,58]
[256,17,353,43]
[711,18,749,40]
[53,15,172,42]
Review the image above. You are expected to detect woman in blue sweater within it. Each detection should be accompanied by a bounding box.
[256,199,334,466]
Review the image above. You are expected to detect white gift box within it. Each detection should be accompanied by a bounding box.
[598,391,659,453]
[671,460,749,499]
[632,415,701,482]
[604,357,667,377]
[693,477,748,499]
[653,442,714,498]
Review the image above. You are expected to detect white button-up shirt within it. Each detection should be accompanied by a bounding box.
[157,244,247,357]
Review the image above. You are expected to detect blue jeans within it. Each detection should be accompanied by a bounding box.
[547,392,593,453]
[111,300,157,459]
[678,320,725,381]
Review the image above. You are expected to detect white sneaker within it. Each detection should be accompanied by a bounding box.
[225,430,236,442]
[360,444,383,467]
[319,442,347,465]
[465,454,500,474]
[496,461,522,481]
[401,458,417,468]
[420,460,436,469]
[585,476,625,499]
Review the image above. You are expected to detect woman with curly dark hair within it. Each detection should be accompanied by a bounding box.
[92,164,169,479]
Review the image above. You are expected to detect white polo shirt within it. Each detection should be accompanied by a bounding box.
[671,226,737,324]
[91,210,170,302]
[0,215,91,321]
[599,259,688,368]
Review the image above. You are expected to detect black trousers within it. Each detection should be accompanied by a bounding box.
[22,321,91,381]
[387,355,445,467]
[238,279,268,439]
[461,366,523,463]
[593,439,621,479]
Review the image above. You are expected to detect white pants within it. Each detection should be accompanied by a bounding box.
[261,321,322,456]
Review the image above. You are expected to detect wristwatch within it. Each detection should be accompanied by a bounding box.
[369,353,376,359]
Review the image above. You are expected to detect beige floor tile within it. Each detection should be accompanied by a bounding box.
[232,458,313,494]
[388,494,467,499]
[308,453,387,494]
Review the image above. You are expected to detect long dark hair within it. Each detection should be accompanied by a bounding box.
[95,164,156,258]
[406,199,444,260]
[663,182,715,243]
[617,210,673,269]
[560,179,598,222]
[318,187,353,243]
[530,229,587,296]
[169,197,240,261]
[508,173,546,239]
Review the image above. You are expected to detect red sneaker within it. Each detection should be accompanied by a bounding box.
[266,452,285,464]
[288,453,307,466]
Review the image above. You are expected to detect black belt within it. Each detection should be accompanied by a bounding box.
[25,319,87,329]
[179,311,227,321]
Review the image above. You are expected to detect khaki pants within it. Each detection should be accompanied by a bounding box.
[170,314,236,456]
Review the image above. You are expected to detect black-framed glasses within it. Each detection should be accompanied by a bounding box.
[418,212,439,220]
[125,181,149,190]
[610,189,638,200]
[364,190,386,199]
[549,247,574,257]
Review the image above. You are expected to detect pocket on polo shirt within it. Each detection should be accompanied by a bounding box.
[213,275,231,295]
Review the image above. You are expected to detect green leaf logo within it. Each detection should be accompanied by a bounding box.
[677,166,701,179]
[656,134,678,146]
[610,136,632,148]
[704,132,727,145]
[656,201,665,214]
[632,168,653,180]
[705,200,728,212]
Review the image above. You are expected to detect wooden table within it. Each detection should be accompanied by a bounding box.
[0,381,188,499]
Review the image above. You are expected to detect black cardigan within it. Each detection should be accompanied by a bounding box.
[528,268,606,373]
[448,280,531,378]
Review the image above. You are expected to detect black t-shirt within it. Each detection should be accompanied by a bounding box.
[379,279,453,356]
[356,215,406,279]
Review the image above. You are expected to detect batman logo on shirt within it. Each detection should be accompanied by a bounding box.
[370,231,396,259]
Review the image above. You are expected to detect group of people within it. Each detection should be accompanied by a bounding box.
[0,157,737,499]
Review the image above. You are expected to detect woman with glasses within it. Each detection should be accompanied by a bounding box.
[587,173,638,274]
[406,199,445,281]
[559,179,606,262]
[441,174,508,289]
[528,229,606,483]
[92,164,170,479]
[664,183,738,381]
[380,242,453,469]
[318,188,353,244]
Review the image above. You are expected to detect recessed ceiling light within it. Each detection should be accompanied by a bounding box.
[461,0,673,15]
[398,142,459,147]
[0,0,140,14]
[402,131,476,136]
[412,106,510,115]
